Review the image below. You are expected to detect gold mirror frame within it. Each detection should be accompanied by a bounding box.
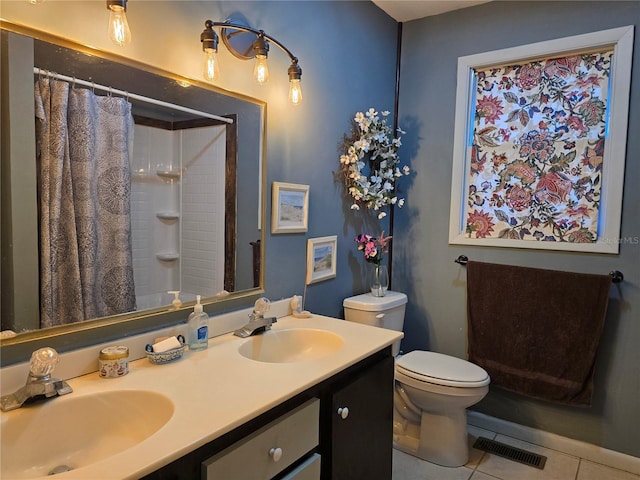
[0,21,266,365]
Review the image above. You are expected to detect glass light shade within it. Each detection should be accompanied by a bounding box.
[288,79,303,106]
[253,55,269,85]
[108,5,132,47]
[203,48,220,81]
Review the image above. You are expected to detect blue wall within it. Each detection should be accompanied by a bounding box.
[395,1,640,457]
[257,2,398,316]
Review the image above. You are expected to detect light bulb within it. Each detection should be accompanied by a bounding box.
[253,55,269,85]
[203,48,220,81]
[108,4,131,47]
[288,79,303,106]
[287,61,303,106]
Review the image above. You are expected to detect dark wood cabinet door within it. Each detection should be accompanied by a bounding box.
[329,355,394,480]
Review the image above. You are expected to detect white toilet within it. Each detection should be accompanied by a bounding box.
[343,291,490,467]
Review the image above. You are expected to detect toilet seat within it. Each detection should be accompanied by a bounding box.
[396,351,489,388]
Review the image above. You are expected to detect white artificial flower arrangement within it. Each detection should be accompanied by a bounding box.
[339,108,410,219]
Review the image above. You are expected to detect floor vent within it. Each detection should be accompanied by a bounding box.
[473,437,547,470]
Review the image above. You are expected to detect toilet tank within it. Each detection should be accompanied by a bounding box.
[343,291,407,356]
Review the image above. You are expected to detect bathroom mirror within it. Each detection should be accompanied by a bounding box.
[0,23,266,364]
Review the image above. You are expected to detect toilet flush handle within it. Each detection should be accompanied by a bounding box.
[337,407,349,419]
[376,313,385,319]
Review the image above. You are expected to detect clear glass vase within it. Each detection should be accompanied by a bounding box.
[370,264,388,297]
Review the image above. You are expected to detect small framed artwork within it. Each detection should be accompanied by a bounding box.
[306,236,337,284]
[271,182,309,234]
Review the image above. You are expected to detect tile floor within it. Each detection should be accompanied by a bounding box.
[393,425,640,480]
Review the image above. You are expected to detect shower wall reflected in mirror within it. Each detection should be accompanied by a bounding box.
[131,119,229,311]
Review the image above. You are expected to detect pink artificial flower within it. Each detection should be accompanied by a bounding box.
[354,232,392,264]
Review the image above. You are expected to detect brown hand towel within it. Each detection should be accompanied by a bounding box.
[466,261,612,406]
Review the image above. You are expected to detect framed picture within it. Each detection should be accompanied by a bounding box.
[448,26,634,254]
[271,182,309,234]
[306,236,337,284]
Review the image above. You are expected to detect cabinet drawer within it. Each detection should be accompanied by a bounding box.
[203,398,319,480]
[282,453,321,480]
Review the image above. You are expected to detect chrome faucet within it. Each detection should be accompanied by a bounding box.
[233,312,277,337]
[234,297,277,337]
[0,347,73,412]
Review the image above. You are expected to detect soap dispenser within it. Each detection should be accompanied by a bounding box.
[168,291,182,309]
[188,295,209,351]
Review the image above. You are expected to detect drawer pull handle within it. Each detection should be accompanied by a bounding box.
[337,407,349,419]
[269,447,283,462]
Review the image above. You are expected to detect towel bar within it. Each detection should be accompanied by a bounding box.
[454,255,623,283]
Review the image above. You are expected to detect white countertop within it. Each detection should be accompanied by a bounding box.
[2,314,402,479]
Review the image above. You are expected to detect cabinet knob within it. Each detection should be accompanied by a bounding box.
[337,407,349,419]
[269,447,283,462]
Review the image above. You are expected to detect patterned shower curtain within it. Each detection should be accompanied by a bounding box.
[34,78,136,328]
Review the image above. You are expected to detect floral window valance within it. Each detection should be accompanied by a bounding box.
[449,27,633,254]
[465,49,613,243]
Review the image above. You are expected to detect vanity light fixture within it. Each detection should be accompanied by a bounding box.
[106,0,132,47]
[200,20,303,106]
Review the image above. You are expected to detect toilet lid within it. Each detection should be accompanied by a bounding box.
[396,351,489,387]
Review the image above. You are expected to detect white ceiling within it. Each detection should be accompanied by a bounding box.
[372,0,492,22]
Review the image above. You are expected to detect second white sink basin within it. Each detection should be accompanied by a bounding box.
[0,389,174,479]
[238,328,344,363]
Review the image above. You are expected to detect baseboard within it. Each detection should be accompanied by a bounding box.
[467,411,640,475]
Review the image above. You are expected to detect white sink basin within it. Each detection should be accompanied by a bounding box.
[0,389,174,479]
[238,328,344,363]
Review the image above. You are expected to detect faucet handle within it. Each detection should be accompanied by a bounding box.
[254,297,271,315]
[29,347,59,377]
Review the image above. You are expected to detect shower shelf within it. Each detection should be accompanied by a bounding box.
[156,169,181,180]
[156,211,180,221]
[156,252,179,262]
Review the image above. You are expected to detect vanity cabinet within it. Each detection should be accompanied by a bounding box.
[142,348,393,480]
